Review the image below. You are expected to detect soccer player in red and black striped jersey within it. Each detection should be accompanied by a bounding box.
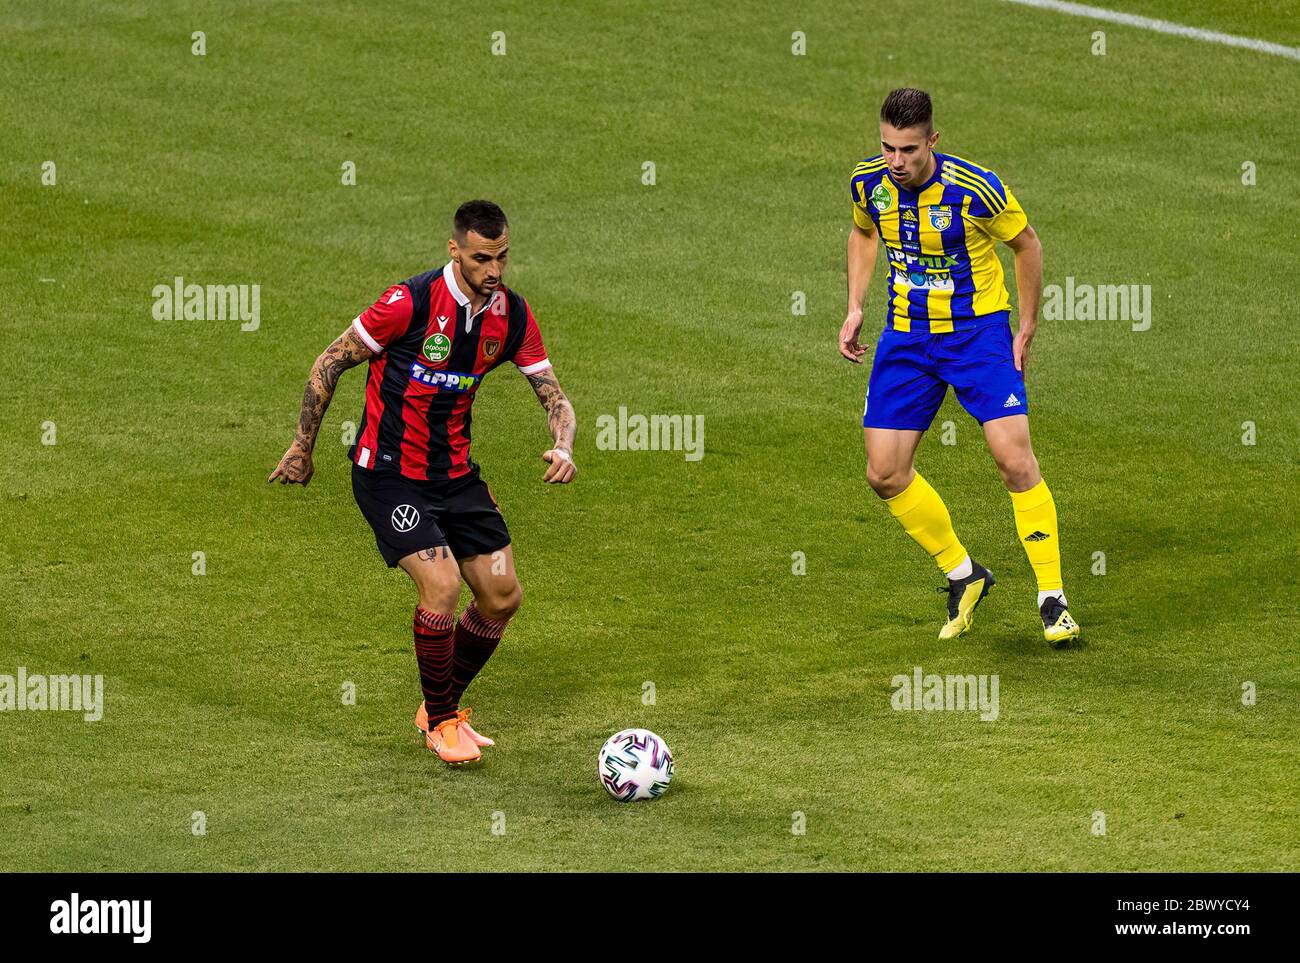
[269,200,577,765]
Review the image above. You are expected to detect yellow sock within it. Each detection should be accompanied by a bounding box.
[1009,479,1063,591]
[884,473,968,574]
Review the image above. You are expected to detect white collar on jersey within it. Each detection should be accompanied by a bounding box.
[443,261,471,307]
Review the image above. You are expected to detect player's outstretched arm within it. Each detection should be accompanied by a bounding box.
[1005,224,1042,372]
[268,326,375,486]
[840,221,879,363]
[526,367,577,484]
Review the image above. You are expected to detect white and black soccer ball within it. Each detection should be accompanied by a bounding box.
[598,728,674,801]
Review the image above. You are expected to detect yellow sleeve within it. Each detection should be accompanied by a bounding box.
[973,186,1028,242]
[850,175,876,231]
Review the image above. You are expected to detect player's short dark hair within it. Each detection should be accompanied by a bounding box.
[454,200,508,240]
[880,88,933,132]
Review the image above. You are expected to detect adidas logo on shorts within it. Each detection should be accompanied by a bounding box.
[1003,393,1021,408]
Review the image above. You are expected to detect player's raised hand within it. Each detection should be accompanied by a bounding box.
[839,310,868,364]
[541,448,576,484]
[268,440,314,486]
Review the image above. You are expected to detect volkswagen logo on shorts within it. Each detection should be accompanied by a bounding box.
[391,504,420,532]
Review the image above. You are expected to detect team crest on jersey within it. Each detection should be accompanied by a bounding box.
[422,333,451,362]
[929,205,953,231]
[482,336,501,359]
[871,183,892,212]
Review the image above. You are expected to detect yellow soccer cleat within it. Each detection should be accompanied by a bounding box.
[938,561,996,640]
[1040,596,1081,647]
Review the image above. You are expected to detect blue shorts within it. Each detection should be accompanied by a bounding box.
[862,318,1028,431]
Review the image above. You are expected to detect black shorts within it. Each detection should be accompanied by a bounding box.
[351,464,511,567]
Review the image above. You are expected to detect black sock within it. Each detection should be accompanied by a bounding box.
[413,606,457,725]
[449,603,506,706]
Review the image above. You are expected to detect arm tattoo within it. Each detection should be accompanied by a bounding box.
[295,327,374,448]
[526,368,576,453]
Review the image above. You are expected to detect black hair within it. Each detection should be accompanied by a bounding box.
[454,200,508,240]
[880,88,933,132]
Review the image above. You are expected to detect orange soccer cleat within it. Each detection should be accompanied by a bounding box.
[414,703,495,748]
[454,707,495,748]
[424,716,481,765]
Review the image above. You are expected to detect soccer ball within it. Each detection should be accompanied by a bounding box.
[598,728,674,801]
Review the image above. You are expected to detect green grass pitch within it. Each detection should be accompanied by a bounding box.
[2,0,1297,871]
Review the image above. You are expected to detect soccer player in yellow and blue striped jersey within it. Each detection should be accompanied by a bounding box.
[838,88,1080,646]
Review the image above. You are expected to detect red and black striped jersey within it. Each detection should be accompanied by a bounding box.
[347,262,551,481]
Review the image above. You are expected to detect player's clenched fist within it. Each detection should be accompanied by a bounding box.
[839,309,868,364]
[268,440,314,486]
[541,448,576,484]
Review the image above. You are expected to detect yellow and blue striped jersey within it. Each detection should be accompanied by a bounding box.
[850,152,1028,333]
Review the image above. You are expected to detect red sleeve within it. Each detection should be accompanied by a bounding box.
[351,284,413,354]
[512,299,551,373]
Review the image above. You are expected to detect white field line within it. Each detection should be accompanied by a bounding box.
[1001,0,1300,60]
